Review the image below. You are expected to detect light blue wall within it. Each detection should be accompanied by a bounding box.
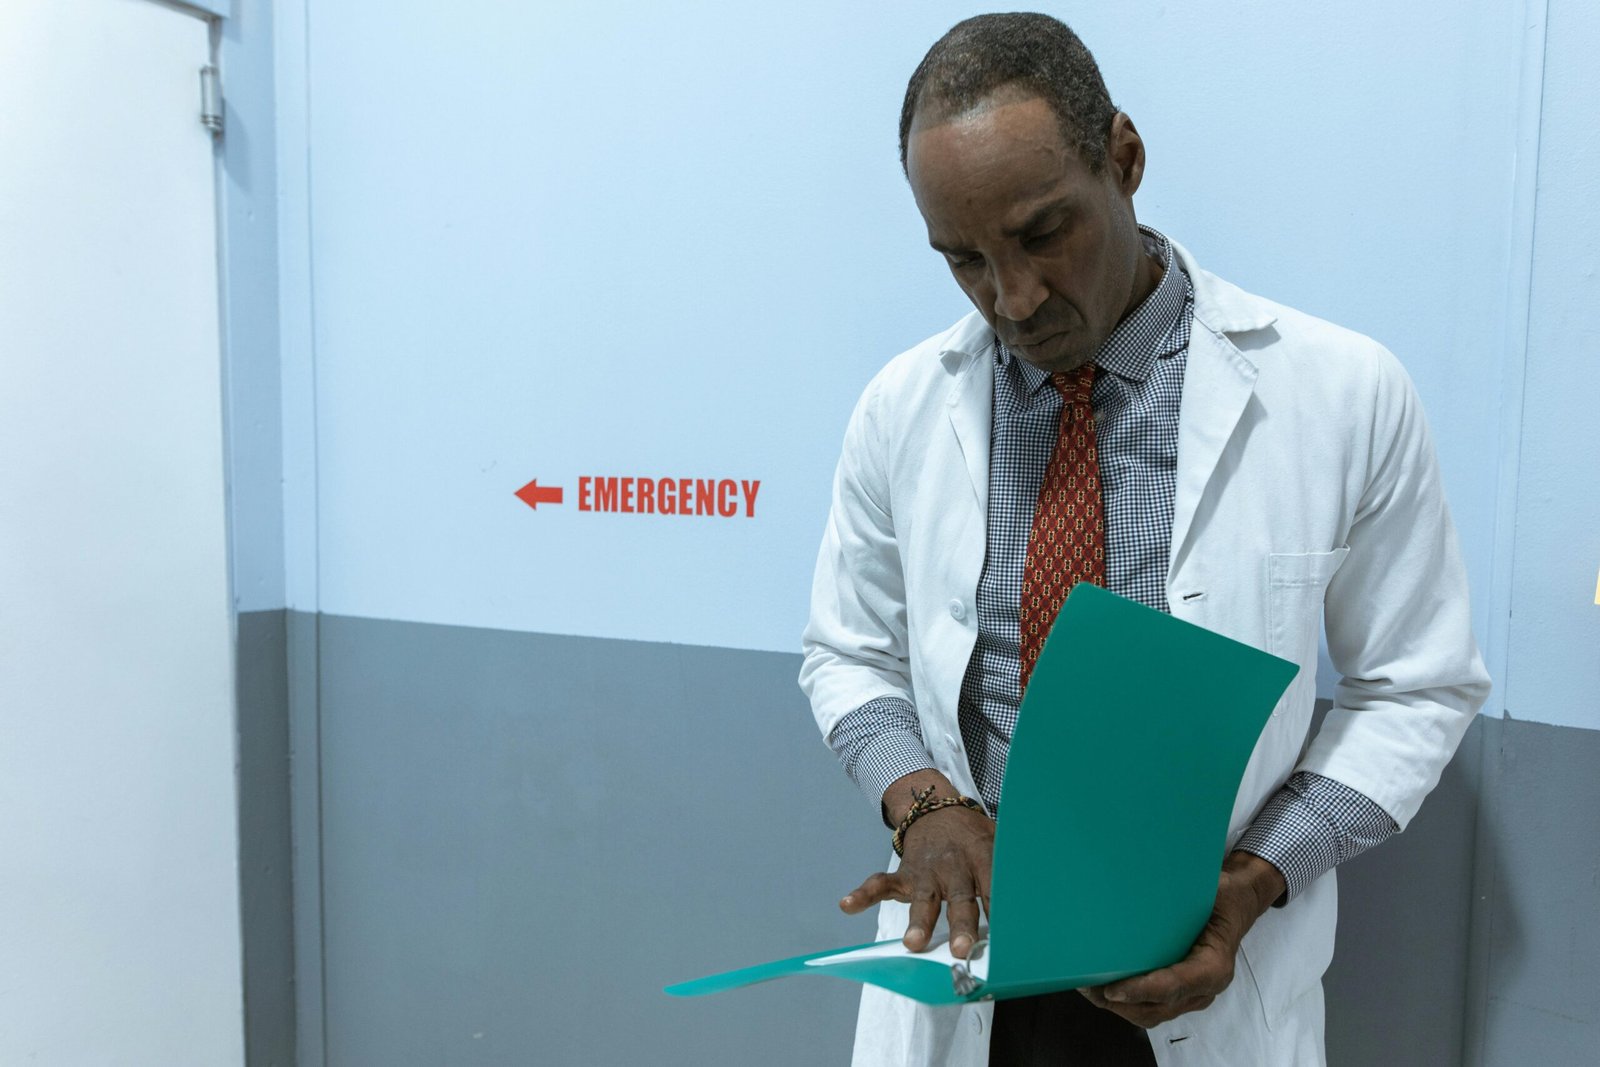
[218,0,284,612]
[1503,0,1600,732]
[244,0,1599,723]
[280,1,1525,670]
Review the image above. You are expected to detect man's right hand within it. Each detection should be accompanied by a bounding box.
[838,769,995,960]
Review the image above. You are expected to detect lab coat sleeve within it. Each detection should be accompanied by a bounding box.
[1298,345,1491,828]
[799,375,917,743]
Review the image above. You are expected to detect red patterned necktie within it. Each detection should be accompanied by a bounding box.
[1019,361,1105,693]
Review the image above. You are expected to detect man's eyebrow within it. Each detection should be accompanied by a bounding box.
[927,198,1078,254]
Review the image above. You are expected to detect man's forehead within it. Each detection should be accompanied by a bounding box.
[910,122,1084,243]
[907,94,1079,187]
[907,81,1050,137]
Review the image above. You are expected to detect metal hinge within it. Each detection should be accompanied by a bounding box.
[200,65,223,137]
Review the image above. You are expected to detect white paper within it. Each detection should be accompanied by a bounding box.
[804,927,991,982]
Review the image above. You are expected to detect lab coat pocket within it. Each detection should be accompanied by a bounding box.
[1234,874,1338,1037]
[1264,548,1349,721]
[1265,548,1349,664]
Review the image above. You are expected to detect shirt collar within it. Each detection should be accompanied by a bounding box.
[999,226,1188,395]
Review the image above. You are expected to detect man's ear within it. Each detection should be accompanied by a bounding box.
[1106,112,1146,198]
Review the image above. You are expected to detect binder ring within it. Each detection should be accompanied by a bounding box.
[950,938,989,997]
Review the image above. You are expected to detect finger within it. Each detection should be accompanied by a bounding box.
[969,850,992,923]
[903,888,942,951]
[1106,994,1216,1030]
[840,872,906,912]
[1103,945,1231,1004]
[946,894,981,959]
[1102,965,1185,1006]
[1077,986,1109,1009]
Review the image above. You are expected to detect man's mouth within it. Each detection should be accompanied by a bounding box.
[1010,331,1063,350]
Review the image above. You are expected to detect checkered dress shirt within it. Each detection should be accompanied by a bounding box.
[827,228,1396,901]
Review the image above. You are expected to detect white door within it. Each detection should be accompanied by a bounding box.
[0,1,244,1064]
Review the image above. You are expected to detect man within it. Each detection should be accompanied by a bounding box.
[799,14,1489,1067]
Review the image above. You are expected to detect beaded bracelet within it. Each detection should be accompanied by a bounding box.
[891,784,985,857]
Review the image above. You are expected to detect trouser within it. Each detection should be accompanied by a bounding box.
[988,989,1158,1066]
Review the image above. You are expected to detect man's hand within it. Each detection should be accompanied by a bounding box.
[1079,851,1287,1029]
[838,769,994,959]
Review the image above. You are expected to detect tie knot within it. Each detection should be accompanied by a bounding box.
[1051,362,1097,410]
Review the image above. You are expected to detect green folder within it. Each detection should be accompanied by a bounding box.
[666,583,1297,1004]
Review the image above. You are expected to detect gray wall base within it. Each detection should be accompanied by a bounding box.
[254,612,1600,1065]
[312,614,881,1066]
[1474,714,1600,1064]
[1323,711,1479,1064]
[237,609,297,1066]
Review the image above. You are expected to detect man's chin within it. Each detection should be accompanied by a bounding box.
[1009,336,1094,375]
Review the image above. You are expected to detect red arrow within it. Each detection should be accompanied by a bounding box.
[515,479,564,510]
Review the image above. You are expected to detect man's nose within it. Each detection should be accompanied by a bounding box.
[990,257,1048,323]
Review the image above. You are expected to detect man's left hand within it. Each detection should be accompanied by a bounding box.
[1078,851,1287,1029]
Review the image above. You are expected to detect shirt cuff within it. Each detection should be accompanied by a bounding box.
[827,697,936,823]
[1234,771,1399,904]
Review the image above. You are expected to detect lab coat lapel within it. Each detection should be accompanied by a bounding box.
[1169,324,1259,578]
[942,343,993,517]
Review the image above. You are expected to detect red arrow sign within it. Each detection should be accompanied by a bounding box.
[515,479,564,510]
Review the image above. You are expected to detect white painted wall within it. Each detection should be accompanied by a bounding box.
[0,1,245,1062]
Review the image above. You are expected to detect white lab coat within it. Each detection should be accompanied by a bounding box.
[799,240,1491,1066]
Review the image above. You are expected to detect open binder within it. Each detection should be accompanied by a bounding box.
[666,583,1298,1004]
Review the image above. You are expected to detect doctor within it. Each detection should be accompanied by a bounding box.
[800,13,1489,1067]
